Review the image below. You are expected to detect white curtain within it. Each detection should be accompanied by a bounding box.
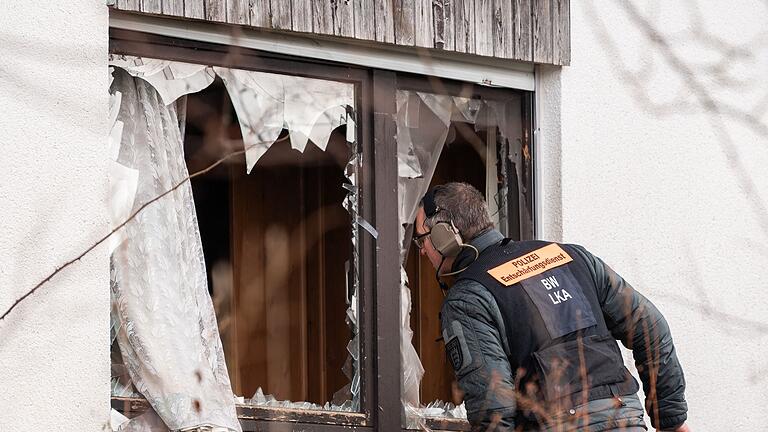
[109,69,241,432]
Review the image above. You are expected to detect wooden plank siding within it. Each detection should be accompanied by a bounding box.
[227,0,250,24]
[332,0,355,38]
[454,0,475,54]
[141,0,162,14]
[513,0,533,61]
[394,0,416,46]
[270,0,292,30]
[183,0,204,19]
[312,1,334,35]
[112,0,570,64]
[160,0,184,16]
[532,0,552,63]
[250,0,272,28]
[442,0,455,51]
[353,0,376,40]
[292,0,313,32]
[117,0,140,11]
[474,0,493,56]
[414,0,434,48]
[493,0,514,58]
[374,0,395,43]
[204,0,226,22]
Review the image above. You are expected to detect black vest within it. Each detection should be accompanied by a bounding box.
[456,239,639,418]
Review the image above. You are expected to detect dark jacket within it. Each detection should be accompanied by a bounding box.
[440,229,687,431]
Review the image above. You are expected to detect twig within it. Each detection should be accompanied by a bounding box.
[0,136,287,322]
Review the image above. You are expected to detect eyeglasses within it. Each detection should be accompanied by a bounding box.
[412,231,431,250]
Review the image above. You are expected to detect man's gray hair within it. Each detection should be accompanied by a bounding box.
[422,182,493,241]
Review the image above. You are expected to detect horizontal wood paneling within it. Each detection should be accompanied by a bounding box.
[111,0,570,65]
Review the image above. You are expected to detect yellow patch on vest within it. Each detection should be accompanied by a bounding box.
[487,243,573,286]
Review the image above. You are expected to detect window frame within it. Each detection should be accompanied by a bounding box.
[109,28,382,431]
[109,27,535,432]
[395,73,535,431]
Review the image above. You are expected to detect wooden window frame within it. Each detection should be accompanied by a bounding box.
[109,27,534,432]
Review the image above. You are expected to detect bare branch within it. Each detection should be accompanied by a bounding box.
[0,136,288,322]
[585,1,768,242]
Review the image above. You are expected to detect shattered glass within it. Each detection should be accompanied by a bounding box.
[405,400,467,423]
[341,118,363,410]
[396,90,525,427]
[109,56,356,175]
[109,54,216,106]
[214,67,354,172]
[396,91,424,178]
[247,387,357,412]
[109,57,362,431]
[397,91,452,226]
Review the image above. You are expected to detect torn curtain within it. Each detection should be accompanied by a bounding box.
[109,69,241,432]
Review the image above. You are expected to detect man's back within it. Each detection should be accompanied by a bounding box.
[441,231,687,431]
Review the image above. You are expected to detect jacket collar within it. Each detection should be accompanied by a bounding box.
[451,228,504,272]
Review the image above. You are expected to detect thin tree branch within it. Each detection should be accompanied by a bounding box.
[0,136,287,322]
[617,2,768,241]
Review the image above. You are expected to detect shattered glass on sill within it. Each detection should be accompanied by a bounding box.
[109,55,363,432]
[242,387,358,413]
[410,400,467,419]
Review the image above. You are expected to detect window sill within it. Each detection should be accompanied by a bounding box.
[423,417,471,431]
[112,397,369,429]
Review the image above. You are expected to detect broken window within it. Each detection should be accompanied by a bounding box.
[108,55,363,431]
[396,87,533,428]
[106,32,536,431]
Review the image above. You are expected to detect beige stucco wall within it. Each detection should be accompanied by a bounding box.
[538,1,768,430]
[0,1,110,430]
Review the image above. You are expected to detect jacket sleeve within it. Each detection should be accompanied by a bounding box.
[572,245,688,430]
[441,281,516,431]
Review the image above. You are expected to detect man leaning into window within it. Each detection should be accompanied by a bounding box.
[412,182,689,431]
